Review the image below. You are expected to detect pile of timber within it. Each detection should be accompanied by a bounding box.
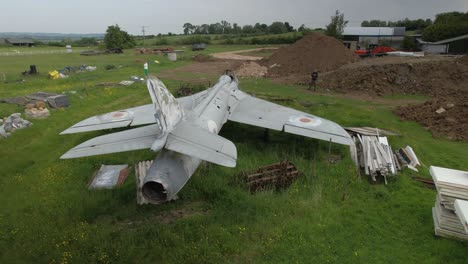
[431,166,468,240]
[352,134,399,183]
[242,161,300,193]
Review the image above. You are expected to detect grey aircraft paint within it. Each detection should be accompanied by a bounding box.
[61,73,354,204]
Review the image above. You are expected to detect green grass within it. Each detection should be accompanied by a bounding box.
[0,46,467,263]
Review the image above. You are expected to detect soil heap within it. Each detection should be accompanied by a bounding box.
[396,98,468,141]
[266,33,358,77]
[321,57,468,97]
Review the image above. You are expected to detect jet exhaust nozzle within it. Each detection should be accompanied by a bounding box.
[142,150,201,204]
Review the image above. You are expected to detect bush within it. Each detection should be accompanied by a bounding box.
[177,35,212,45]
[402,36,418,51]
[422,23,468,42]
[153,38,169,45]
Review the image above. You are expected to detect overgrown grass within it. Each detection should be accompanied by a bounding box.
[0,47,467,263]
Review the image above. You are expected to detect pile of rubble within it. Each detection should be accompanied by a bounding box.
[0,113,33,138]
[48,64,97,79]
[25,101,50,119]
[235,62,268,78]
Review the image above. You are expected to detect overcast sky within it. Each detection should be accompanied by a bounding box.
[1,0,467,34]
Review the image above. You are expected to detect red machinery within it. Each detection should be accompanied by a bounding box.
[354,44,396,57]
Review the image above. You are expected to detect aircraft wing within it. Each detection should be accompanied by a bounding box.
[228,90,353,146]
[60,124,161,159]
[165,122,237,167]
[61,89,211,134]
[61,104,156,134]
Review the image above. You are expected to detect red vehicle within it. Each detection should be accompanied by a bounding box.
[354,44,396,57]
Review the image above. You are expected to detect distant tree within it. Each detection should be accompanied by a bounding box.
[434,11,468,24]
[242,25,255,34]
[208,23,222,34]
[269,22,288,34]
[199,24,209,34]
[361,20,387,27]
[284,22,295,32]
[183,23,194,35]
[325,10,348,39]
[75,37,97,46]
[104,25,135,49]
[254,23,269,34]
[232,23,241,34]
[422,11,468,41]
[221,20,231,34]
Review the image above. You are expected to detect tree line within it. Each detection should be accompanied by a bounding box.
[361,18,433,31]
[361,12,468,41]
[182,21,313,35]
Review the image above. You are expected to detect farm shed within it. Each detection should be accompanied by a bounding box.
[342,27,406,50]
[5,38,35,47]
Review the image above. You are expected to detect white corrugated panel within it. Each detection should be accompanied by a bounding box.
[343,27,394,36]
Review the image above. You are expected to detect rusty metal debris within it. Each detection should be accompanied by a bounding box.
[411,176,435,188]
[242,161,301,193]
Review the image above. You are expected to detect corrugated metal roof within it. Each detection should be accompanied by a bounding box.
[433,34,468,44]
[5,38,35,44]
[343,27,402,36]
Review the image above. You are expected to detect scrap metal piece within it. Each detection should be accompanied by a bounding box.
[88,165,129,189]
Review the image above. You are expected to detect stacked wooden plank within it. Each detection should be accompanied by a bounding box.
[431,166,468,240]
[352,134,399,184]
[242,161,300,193]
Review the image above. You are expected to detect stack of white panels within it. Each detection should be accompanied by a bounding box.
[431,166,468,240]
[454,199,468,233]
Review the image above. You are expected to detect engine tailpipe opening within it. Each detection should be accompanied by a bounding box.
[142,181,167,203]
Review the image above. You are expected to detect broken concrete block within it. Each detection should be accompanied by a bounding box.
[25,108,50,119]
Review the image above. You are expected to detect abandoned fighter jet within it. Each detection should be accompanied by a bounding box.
[61,72,354,204]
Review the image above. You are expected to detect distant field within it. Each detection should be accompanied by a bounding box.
[0,45,467,263]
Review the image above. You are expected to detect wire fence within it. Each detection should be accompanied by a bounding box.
[0,49,76,56]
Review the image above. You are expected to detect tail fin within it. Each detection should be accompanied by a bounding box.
[147,77,184,134]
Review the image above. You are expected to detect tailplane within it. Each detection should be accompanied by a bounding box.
[147,77,183,134]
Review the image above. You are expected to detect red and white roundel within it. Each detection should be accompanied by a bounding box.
[99,111,130,121]
[288,115,321,128]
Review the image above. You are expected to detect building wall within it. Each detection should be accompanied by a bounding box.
[421,44,448,54]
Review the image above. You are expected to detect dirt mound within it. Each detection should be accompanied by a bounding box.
[235,62,268,78]
[266,33,358,76]
[396,98,468,141]
[321,58,468,97]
